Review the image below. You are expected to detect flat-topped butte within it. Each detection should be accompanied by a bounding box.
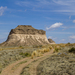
[0,25,50,46]
[9,25,45,35]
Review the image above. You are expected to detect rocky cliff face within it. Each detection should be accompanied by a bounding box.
[1,25,50,46]
[9,25,45,35]
[48,38,56,44]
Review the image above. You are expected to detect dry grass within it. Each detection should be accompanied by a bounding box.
[31,48,50,59]
[49,46,53,49]
[0,47,24,51]
[0,48,3,51]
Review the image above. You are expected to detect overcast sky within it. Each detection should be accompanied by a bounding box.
[0,0,75,44]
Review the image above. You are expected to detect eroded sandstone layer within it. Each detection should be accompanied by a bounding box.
[1,25,50,46]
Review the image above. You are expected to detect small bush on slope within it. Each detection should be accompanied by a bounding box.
[19,46,24,49]
[69,47,75,53]
[19,52,31,57]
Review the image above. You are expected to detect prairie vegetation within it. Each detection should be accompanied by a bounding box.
[31,48,50,59]
[69,47,75,53]
[37,43,75,75]
[0,43,75,74]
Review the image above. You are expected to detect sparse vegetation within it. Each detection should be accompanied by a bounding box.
[0,63,2,73]
[31,48,50,59]
[69,47,75,53]
[37,47,75,75]
[68,42,70,44]
[49,46,53,49]
[0,46,38,73]
[19,46,24,49]
[0,43,75,74]
[33,45,43,48]
[19,52,31,57]
[54,48,59,52]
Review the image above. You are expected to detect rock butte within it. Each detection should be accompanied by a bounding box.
[0,25,52,46]
[48,38,56,44]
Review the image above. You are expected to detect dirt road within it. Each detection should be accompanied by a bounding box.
[0,49,54,75]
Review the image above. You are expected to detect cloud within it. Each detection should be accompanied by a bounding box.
[52,0,75,14]
[47,32,73,34]
[52,0,75,5]
[69,35,75,39]
[46,22,63,30]
[15,0,75,15]
[0,6,7,16]
[62,25,75,30]
[73,20,75,23]
[61,39,65,41]
[58,39,65,43]
[69,35,75,43]
[16,0,52,8]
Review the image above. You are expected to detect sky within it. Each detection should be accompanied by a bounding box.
[0,0,75,44]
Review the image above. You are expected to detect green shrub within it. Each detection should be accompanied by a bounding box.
[19,52,31,57]
[68,42,70,44]
[55,48,59,52]
[69,47,75,53]
[19,46,24,49]
[24,53,31,57]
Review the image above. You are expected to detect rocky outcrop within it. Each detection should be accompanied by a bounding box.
[0,25,50,46]
[9,25,45,35]
[48,38,56,44]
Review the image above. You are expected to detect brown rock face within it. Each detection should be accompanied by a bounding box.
[9,25,45,35]
[1,25,50,46]
[48,38,56,44]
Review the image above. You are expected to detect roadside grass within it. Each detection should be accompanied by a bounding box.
[37,46,75,75]
[0,43,75,74]
[31,47,50,59]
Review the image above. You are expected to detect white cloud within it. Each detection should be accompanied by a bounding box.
[69,35,75,39]
[62,25,75,30]
[52,0,75,5]
[59,39,65,42]
[69,35,75,43]
[47,32,73,34]
[16,0,52,7]
[52,0,75,14]
[73,20,75,23]
[61,39,65,41]
[15,0,75,15]
[0,6,7,16]
[46,22,63,30]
